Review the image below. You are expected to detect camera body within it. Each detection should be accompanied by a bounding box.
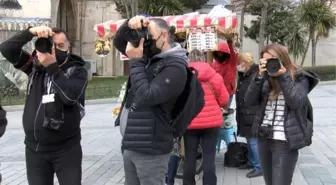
[124,27,152,48]
[42,117,64,131]
[35,37,53,54]
[258,125,274,139]
[265,57,281,74]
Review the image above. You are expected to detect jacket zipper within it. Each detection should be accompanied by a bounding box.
[34,101,42,151]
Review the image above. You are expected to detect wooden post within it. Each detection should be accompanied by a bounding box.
[207,51,213,65]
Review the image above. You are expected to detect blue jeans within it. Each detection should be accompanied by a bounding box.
[166,155,180,185]
[246,137,261,171]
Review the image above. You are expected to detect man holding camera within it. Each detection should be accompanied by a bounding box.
[0,26,87,185]
[113,16,188,185]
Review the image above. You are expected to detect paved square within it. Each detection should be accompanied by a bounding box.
[0,83,335,185]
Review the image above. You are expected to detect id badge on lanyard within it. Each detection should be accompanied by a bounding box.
[42,81,55,104]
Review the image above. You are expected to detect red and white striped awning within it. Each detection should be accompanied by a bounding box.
[93,14,237,37]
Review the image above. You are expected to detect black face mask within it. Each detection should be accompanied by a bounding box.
[55,48,68,64]
[214,51,230,64]
[146,34,163,59]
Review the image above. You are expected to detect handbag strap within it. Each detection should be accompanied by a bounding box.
[205,81,217,98]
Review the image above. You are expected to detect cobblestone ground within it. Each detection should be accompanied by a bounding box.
[0,83,335,185]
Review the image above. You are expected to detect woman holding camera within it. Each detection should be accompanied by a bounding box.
[244,44,319,185]
[235,53,262,178]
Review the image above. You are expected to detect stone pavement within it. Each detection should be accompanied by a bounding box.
[0,83,336,185]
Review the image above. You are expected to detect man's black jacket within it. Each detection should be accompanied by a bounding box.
[0,29,88,152]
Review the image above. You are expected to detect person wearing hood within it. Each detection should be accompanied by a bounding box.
[0,26,88,185]
[0,105,7,184]
[212,39,238,107]
[244,43,319,185]
[113,16,188,185]
[183,49,229,185]
[235,53,262,178]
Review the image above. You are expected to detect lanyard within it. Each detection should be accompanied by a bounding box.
[47,81,52,95]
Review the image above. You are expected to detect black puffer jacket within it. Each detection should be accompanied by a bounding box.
[0,29,88,152]
[244,70,319,150]
[235,64,259,137]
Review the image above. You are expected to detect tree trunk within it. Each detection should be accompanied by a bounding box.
[239,4,246,49]
[259,3,267,52]
[300,34,312,67]
[311,36,317,66]
[124,0,130,18]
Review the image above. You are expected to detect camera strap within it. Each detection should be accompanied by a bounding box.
[271,96,279,129]
[42,78,55,104]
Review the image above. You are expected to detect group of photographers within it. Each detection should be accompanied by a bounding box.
[0,14,319,185]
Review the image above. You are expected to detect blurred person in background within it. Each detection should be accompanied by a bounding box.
[212,36,238,108]
[183,49,229,185]
[235,52,262,178]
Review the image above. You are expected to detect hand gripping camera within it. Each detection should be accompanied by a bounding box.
[124,20,152,48]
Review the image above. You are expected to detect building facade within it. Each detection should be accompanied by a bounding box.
[1,0,124,76]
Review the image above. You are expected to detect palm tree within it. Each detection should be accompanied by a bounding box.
[0,0,21,9]
[0,55,28,97]
[297,0,336,66]
[141,0,185,16]
[285,26,307,64]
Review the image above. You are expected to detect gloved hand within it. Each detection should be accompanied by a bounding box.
[0,106,8,138]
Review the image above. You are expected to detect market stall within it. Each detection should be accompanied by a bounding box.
[93,13,238,59]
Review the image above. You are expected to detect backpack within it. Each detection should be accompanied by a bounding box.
[153,59,205,137]
[224,133,248,167]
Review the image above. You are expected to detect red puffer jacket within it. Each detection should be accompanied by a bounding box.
[188,62,229,130]
[212,41,238,96]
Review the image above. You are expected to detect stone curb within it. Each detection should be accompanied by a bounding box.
[3,80,335,112]
[318,80,336,85]
[4,98,119,112]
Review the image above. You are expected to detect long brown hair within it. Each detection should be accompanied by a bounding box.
[260,44,299,99]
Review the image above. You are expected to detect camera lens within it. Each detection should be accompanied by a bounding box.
[266,58,281,73]
[35,38,53,54]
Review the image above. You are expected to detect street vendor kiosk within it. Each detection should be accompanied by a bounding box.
[93,14,238,63]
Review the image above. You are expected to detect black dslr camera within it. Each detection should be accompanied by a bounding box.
[34,37,53,54]
[265,57,282,74]
[124,20,152,48]
[258,125,273,139]
[42,118,64,131]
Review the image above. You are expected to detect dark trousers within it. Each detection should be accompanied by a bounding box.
[166,155,180,185]
[183,128,219,185]
[258,138,298,185]
[25,143,82,185]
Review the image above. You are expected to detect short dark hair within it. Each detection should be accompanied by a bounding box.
[150,18,174,45]
[52,27,70,41]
